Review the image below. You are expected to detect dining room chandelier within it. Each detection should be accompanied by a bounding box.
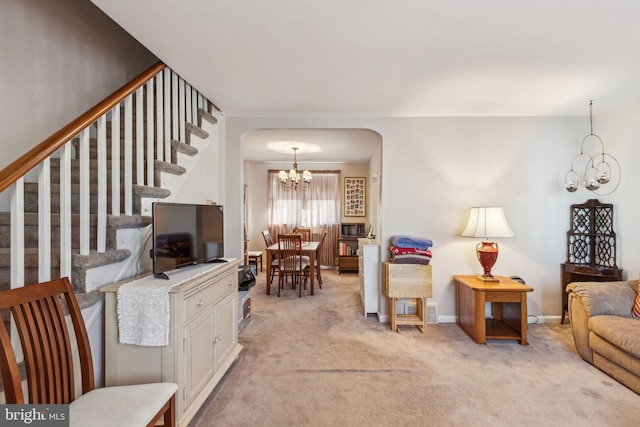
[564,100,621,195]
[279,147,312,191]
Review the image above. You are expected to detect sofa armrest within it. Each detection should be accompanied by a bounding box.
[566,280,638,318]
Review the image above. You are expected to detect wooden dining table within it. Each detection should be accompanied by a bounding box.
[265,241,320,296]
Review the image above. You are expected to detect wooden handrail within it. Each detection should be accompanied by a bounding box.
[0,61,166,193]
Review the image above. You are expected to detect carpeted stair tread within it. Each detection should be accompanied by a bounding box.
[185,123,209,145]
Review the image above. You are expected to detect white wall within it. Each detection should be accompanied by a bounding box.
[224,113,637,323]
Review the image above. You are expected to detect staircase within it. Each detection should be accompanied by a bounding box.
[0,62,220,307]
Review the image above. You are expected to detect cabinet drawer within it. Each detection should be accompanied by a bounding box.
[185,272,235,322]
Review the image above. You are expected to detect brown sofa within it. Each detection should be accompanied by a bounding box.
[567,280,640,394]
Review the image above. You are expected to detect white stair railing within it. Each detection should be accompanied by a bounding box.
[0,62,214,292]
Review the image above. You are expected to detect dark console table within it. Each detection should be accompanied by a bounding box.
[560,263,622,323]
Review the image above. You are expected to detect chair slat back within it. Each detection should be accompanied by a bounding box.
[294,228,311,243]
[0,277,94,404]
[262,230,274,247]
[278,233,305,274]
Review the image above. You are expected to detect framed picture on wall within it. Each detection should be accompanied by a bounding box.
[344,177,366,217]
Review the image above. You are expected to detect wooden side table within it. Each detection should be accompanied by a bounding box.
[454,275,533,345]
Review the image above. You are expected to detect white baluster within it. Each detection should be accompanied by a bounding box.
[10,178,24,288]
[38,157,51,281]
[97,116,107,253]
[79,128,90,255]
[179,77,186,142]
[124,95,133,216]
[146,79,155,187]
[136,87,144,186]
[156,71,164,163]
[59,143,72,277]
[111,103,121,216]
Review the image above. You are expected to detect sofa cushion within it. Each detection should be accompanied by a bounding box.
[567,281,637,317]
[589,315,640,359]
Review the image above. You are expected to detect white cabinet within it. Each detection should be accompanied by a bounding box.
[101,259,242,427]
[358,238,380,317]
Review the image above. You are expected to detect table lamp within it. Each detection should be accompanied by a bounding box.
[461,207,515,281]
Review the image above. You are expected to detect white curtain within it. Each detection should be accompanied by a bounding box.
[267,170,340,267]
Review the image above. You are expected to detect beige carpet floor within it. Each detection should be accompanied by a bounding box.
[190,269,640,426]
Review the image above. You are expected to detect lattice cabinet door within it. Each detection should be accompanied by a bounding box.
[566,199,617,268]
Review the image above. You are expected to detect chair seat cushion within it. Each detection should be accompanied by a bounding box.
[70,382,177,427]
[247,250,262,257]
[282,255,310,270]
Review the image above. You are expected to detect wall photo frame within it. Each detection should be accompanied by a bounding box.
[344,177,366,217]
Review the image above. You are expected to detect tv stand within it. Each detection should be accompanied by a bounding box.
[101,259,242,426]
[154,272,170,280]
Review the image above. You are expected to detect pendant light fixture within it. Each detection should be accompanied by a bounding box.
[278,147,312,191]
[564,100,621,195]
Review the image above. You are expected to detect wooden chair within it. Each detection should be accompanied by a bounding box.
[262,229,279,284]
[0,277,178,427]
[277,233,310,297]
[293,227,311,243]
[314,230,328,288]
[247,250,263,273]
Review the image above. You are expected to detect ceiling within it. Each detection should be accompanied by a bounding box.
[90,0,640,161]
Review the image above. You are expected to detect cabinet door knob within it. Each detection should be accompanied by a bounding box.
[198,300,204,306]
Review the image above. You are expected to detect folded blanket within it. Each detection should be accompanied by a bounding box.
[389,235,433,250]
[389,245,432,257]
[391,254,431,265]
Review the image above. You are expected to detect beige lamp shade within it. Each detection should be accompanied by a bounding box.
[461,207,515,239]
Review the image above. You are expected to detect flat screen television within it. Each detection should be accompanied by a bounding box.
[151,202,225,279]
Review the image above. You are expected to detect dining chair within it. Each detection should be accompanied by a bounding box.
[277,233,310,297]
[293,227,311,243]
[262,229,279,284]
[0,277,178,427]
[314,230,328,288]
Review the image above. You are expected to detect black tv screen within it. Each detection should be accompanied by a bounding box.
[152,202,224,279]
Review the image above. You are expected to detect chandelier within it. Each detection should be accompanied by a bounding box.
[564,100,621,195]
[279,147,312,191]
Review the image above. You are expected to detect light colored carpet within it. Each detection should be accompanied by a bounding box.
[190,269,640,426]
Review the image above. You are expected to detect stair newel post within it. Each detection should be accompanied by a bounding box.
[97,116,107,253]
[124,95,133,216]
[59,144,72,278]
[111,103,121,216]
[145,79,155,187]
[135,87,144,186]
[37,157,52,281]
[79,129,91,256]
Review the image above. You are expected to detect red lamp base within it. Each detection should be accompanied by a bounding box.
[476,240,499,282]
